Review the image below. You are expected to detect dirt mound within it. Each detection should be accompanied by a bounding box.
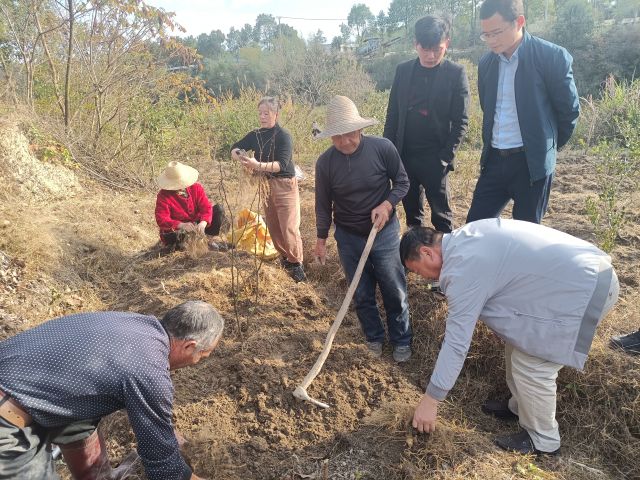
[0,118,80,201]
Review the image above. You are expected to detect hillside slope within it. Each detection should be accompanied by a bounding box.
[0,120,638,480]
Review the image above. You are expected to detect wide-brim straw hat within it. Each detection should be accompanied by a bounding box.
[315,95,378,139]
[156,161,199,190]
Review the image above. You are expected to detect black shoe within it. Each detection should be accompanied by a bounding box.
[610,330,640,355]
[427,282,445,300]
[288,263,307,283]
[495,430,560,456]
[208,240,231,252]
[481,399,519,421]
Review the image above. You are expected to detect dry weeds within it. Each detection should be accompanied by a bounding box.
[0,121,638,480]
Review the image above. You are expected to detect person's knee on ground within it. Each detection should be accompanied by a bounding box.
[58,430,112,480]
[206,203,226,237]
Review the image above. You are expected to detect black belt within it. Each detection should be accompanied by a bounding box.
[493,146,525,157]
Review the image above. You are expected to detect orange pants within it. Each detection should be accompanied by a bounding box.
[265,177,303,264]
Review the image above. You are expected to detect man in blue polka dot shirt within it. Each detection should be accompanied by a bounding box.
[0,300,224,480]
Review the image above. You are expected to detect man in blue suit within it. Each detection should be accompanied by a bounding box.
[466,0,580,224]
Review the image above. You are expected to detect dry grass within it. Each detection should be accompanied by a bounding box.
[0,119,638,480]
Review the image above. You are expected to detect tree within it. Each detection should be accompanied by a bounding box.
[253,13,278,50]
[330,36,342,51]
[276,23,299,40]
[309,29,326,45]
[387,0,428,33]
[375,10,388,36]
[226,23,254,56]
[226,27,239,53]
[196,30,225,59]
[614,0,640,20]
[0,0,57,108]
[268,35,374,106]
[239,23,254,47]
[347,3,374,41]
[552,0,595,51]
[340,22,352,43]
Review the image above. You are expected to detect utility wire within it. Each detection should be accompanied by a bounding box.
[275,16,347,21]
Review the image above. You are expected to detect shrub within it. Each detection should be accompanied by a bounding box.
[577,79,640,252]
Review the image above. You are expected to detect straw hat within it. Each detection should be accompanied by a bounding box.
[315,95,378,139]
[156,161,199,190]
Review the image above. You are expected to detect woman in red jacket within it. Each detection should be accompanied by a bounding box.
[155,161,225,250]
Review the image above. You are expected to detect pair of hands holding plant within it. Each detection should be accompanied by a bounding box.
[232,148,281,174]
[232,148,260,170]
[178,221,207,235]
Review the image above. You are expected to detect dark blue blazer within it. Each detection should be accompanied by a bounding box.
[478,31,580,181]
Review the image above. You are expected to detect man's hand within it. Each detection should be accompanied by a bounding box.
[371,200,393,230]
[196,221,207,235]
[174,429,187,449]
[315,238,327,265]
[413,393,439,433]
[179,222,196,233]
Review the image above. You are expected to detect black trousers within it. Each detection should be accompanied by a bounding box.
[161,203,225,246]
[402,152,453,233]
[466,149,553,224]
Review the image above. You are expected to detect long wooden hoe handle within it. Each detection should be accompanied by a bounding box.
[293,225,378,408]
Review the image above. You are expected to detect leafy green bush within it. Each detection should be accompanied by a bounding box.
[577,79,640,252]
[584,142,637,252]
[575,77,640,149]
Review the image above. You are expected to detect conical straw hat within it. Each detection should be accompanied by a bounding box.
[156,161,199,190]
[315,95,378,139]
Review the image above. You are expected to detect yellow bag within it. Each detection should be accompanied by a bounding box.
[226,208,278,260]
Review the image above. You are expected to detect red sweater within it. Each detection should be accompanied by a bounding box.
[155,183,213,234]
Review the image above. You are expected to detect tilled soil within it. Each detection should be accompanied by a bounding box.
[0,129,638,480]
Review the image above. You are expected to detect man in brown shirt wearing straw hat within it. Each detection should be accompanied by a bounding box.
[314,95,412,362]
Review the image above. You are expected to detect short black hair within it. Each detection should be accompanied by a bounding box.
[399,227,444,268]
[414,15,451,49]
[479,0,524,21]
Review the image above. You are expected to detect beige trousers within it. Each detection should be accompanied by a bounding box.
[265,177,303,264]
[505,264,620,452]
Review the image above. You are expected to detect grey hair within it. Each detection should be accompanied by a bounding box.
[161,301,224,351]
[258,96,279,113]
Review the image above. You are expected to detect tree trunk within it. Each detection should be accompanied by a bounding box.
[35,11,66,119]
[0,52,20,105]
[64,0,74,129]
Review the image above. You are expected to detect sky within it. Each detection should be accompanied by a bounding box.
[146,0,391,42]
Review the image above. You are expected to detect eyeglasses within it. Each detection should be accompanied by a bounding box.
[479,23,514,41]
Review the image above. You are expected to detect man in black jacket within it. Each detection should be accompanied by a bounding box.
[384,15,469,233]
